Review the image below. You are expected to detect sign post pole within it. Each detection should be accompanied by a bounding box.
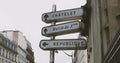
[50,4,56,63]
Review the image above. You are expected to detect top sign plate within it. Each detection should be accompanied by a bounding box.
[42,8,83,23]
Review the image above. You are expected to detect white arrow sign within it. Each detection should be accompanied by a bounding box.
[42,8,83,23]
[40,39,87,50]
[41,21,84,37]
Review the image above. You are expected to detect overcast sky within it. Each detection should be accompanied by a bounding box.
[0,0,86,63]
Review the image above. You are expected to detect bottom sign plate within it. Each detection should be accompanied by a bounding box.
[39,39,87,50]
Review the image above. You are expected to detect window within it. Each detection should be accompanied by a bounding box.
[10,53,12,60]
[4,49,6,58]
[5,39,7,45]
[10,53,13,61]
[5,60,7,63]
[11,54,13,61]
[13,54,16,61]
[7,40,9,47]
[2,59,4,63]
[7,52,9,59]
[0,35,2,42]
[2,38,4,44]
[12,45,14,51]
[11,45,13,50]
[2,49,4,57]
[0,58,1,63]
[9,53,11,59]
[6,50,8,58]
[12,45,15,51]
[105,26,110,48]
[0,48,1,55]
[10,44,12,49]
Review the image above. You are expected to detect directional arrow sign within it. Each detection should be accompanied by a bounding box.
[39,39,87,50]
[41,21,84,37]
[41,8,83,23]
[42,42,49,47]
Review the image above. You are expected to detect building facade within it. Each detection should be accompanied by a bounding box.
[86,0,120,63]
[16,46,27,63]
[74,0,119,63]
[0,33,17,63]
[100,0,120,63]
[0,30,35,63]
[26,39,35,63]
[74,50,87,63]
[0,30,27,50]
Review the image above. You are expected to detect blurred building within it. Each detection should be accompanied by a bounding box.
[26,39,35,63]
[100,0,120,63]
[86,0,120,63]
[0,33,17,63]
[74,50,87,63]
[0,30,35,63]
[0,30,27,50]
[74,0,119,63]
[16,46,27,63]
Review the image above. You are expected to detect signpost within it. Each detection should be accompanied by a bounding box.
[42,8,83,23]
[50,5,56,63]
[40,39,87,50]
[41,21,84,37]
[40,5,87,63]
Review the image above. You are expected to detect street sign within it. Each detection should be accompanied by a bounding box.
[41,8,83,23]
[41,21,84,37]
[39,39,87,50]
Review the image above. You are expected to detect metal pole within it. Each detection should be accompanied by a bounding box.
[50,4,56,63]
[72,52,74,63]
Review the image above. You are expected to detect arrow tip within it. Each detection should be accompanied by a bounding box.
[44,28,48,34]
[44,14,49,21]
[43,42,48,47]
